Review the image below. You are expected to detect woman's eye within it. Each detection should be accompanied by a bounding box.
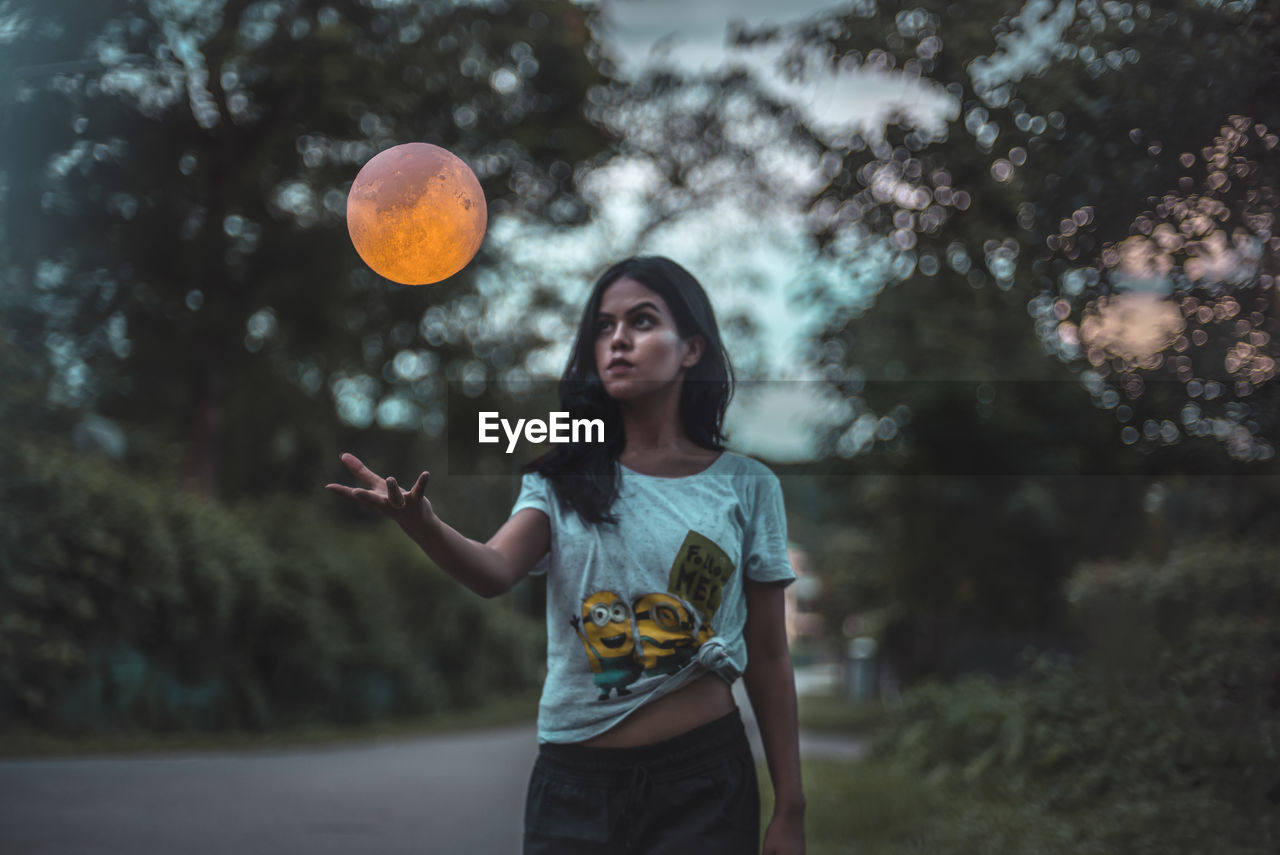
[633,315,654,328]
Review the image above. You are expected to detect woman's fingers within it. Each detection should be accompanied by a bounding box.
[340,452,383,488]
[328,455,428,518]
[325,482,380,507]
[338,487,399,515]
[336,487,383,510]
[386,476,405,509]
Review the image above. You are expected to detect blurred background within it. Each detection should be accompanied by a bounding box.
[1,1,1277,853]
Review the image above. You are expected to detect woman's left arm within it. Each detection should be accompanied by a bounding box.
[742,579,806,855]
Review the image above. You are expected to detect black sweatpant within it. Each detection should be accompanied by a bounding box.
[523,708,760,855]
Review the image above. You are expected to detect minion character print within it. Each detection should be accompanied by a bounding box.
[632,593,699,677]
[570,591,643,700]
[570,532,736,701]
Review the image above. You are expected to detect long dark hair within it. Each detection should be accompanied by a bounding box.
[524,256,734,524]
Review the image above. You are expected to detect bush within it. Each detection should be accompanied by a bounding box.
[873,540,1280,855]
[0,437,544,732]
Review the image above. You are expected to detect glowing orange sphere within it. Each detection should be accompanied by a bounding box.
[346,143,487,285]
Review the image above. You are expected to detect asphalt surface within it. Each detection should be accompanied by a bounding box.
[0,666,864,855]
[0,724,540,855]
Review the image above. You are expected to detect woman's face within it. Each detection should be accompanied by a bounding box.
[593,276,703,402]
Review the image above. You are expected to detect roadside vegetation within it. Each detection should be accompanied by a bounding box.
[0,438,544,748]
[770,539,1279,855]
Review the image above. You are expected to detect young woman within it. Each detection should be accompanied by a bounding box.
[327,256,805,854]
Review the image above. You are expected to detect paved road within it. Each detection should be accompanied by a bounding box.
[0,724,540,855]
[0,667,863,855]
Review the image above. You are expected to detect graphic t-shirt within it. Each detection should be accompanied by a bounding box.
[508,451,796,744]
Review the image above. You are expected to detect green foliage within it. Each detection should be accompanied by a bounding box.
[755,0,1280,456]
[0,0,615,500]
[748,0,1279,684]
[796,693,886,736]
[800,470,1152,682]
[769,756,1094,855]
[872,539,1280,854]
[0,437,543,732]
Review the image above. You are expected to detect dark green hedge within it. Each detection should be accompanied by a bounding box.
[874,540,1280,855]
[0,438,543,732]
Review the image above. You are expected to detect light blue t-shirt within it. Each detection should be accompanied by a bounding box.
[508,451,796,744]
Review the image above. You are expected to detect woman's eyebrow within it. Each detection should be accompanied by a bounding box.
[597,301,662,319]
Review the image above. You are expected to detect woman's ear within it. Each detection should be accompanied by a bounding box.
[681,334,706,368]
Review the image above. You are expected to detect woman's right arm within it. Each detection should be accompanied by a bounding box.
[325,453,549,599]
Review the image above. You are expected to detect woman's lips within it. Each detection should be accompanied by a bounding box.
[606,363,634,374]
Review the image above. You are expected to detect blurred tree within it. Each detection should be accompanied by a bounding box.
[0,0,616,500]
[736,0,1279,458]
[723,0,1279,679]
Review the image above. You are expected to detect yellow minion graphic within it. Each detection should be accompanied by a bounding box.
[570,591,643,700]
[633,593,699,677]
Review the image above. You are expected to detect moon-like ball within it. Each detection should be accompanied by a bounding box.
[346,143,487,285]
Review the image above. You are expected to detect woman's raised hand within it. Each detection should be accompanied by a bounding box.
[325,453,435,532]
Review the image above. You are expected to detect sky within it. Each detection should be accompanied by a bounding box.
[594,0,950,131]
